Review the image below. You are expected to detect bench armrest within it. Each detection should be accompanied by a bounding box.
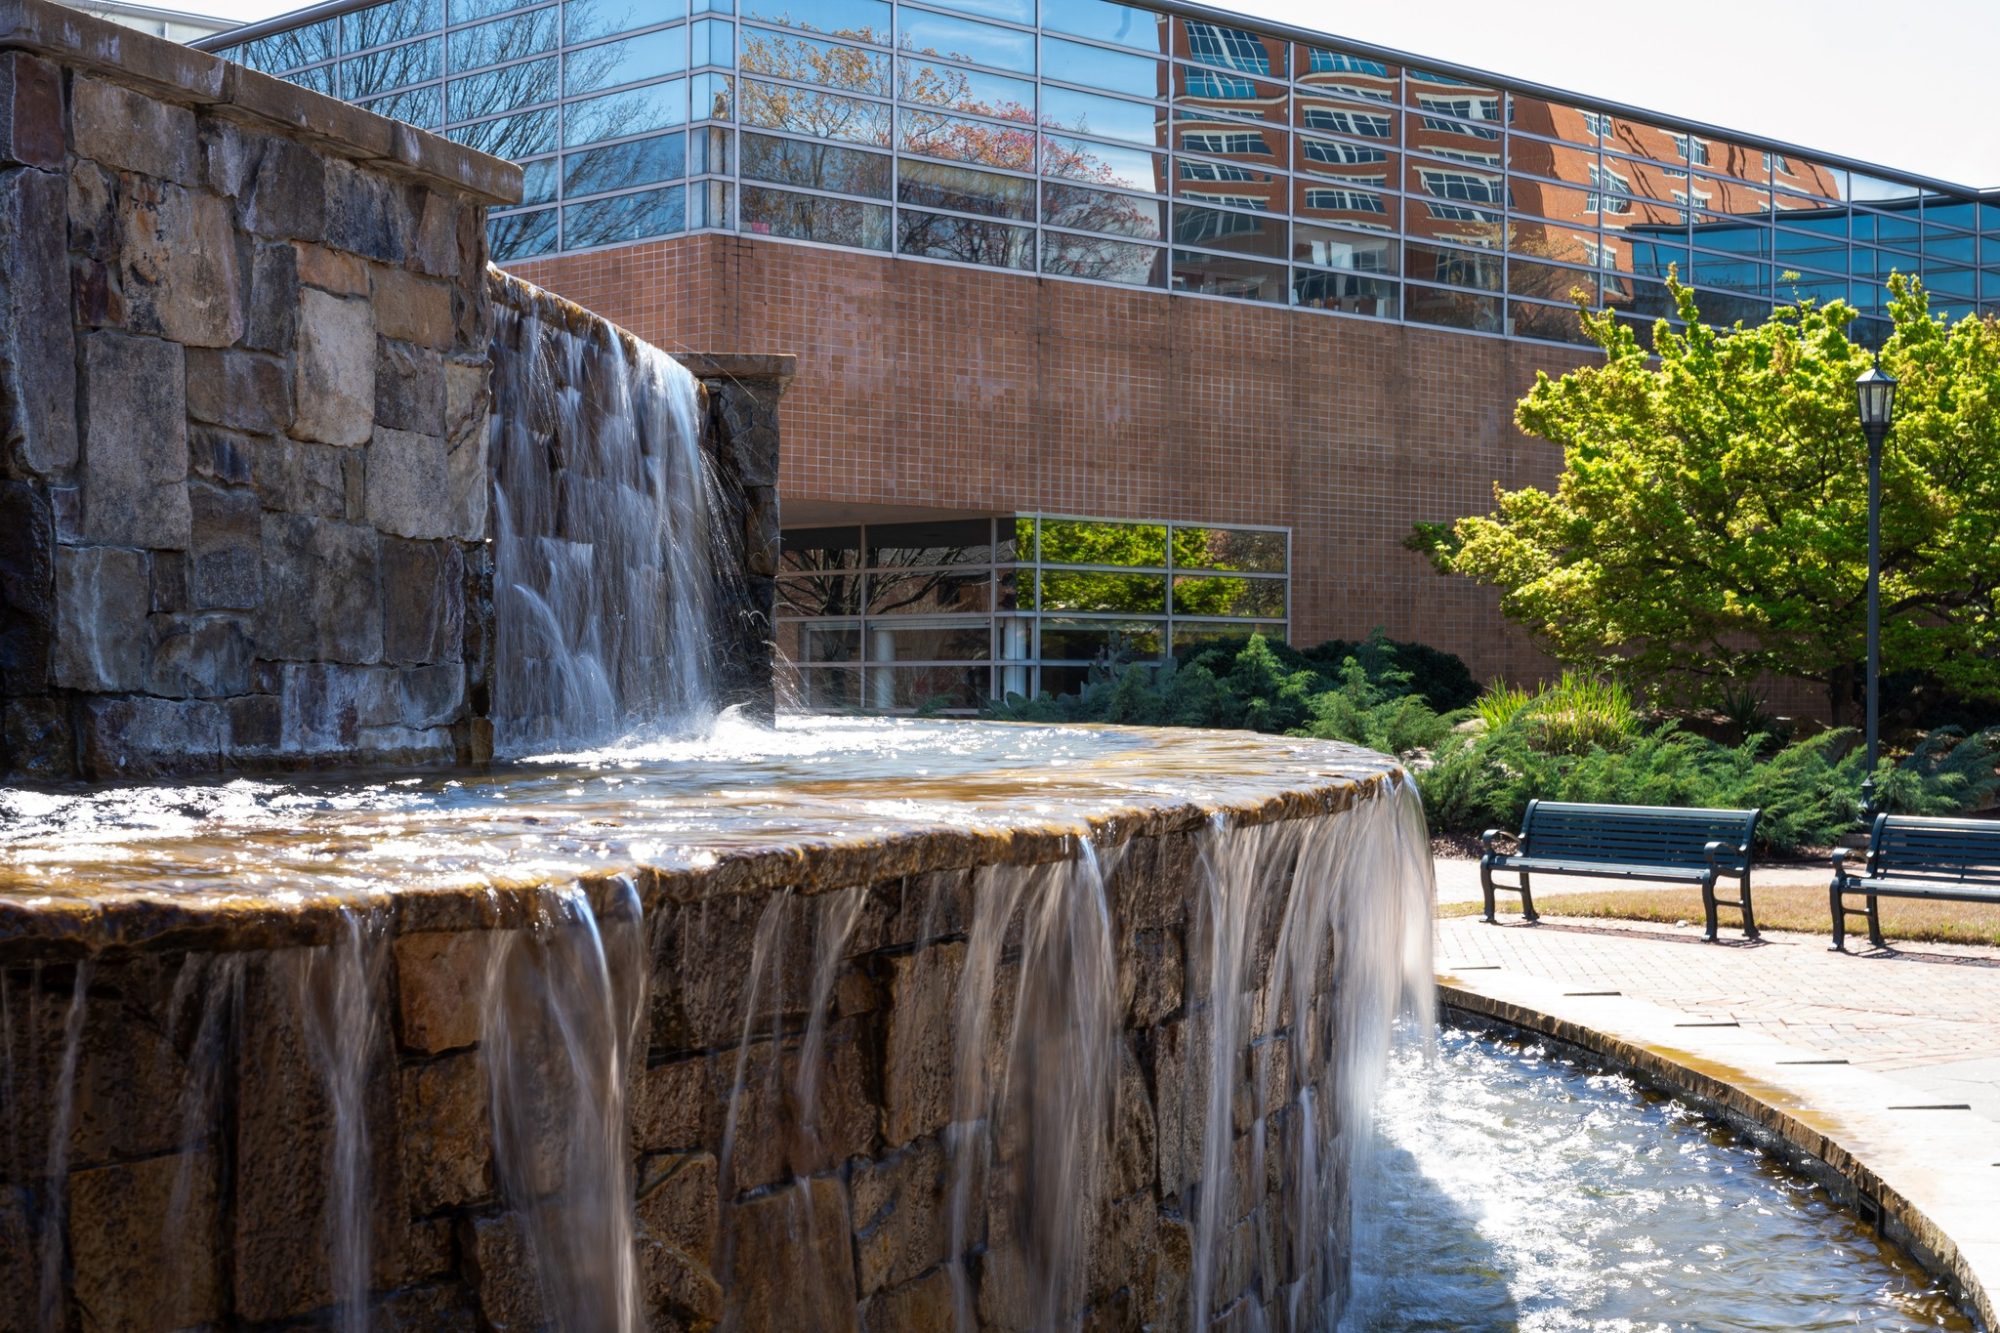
[1703,839,1734,873]
[1479,828,1517,857]
[1830,846,1852,879]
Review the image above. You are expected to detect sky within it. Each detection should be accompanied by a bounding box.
[176,0,2000,187]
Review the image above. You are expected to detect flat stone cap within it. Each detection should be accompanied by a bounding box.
[0,0,522,205]
[673,354,799,387]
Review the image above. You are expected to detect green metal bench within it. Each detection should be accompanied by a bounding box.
[1481,800,1763,940]
[1829,814,2000,951]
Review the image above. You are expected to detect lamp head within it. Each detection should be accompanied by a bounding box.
[1855,357,1898,434]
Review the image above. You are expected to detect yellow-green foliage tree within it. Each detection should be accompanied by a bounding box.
[1420,276,2000,717]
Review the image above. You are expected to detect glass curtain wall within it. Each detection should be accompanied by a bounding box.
[776,515,1289,712]
[217,0,1995,345]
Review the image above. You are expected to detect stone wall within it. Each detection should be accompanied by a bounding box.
[0,805,1380,1332]
[0,0,518,780]
[0,0,790,779]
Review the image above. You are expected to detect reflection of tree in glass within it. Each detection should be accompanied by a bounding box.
[738,26,1161,268]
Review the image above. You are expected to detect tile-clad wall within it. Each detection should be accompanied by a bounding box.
[515,234,1585,686]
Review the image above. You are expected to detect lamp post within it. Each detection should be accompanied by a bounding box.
[1854,357,1897,822]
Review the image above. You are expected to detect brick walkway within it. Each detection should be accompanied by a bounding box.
[1435,913,2000,1326]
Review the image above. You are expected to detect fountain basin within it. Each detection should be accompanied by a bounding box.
[0,721,1435,1331]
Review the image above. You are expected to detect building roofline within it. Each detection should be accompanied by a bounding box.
[197,0,1993,196]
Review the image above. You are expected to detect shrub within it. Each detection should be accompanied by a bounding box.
[1474,680,1532,733]
[1525,672,1637,756]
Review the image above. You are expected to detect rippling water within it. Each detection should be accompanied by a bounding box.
[1345,1027,1975,1332]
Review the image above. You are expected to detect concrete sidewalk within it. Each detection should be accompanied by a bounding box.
[1436,913,2000,1328]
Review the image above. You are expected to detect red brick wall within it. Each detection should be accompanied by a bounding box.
[514,234,1599,687]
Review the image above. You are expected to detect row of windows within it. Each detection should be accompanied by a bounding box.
[217,0,1997,343]
[775,515,1289,713]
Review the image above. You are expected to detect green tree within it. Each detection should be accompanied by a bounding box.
[1419,275,2000,717]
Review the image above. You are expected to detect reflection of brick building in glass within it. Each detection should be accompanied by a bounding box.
[209,0,1997,710]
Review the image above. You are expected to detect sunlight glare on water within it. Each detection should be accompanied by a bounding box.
[1344,1026,1974,1332]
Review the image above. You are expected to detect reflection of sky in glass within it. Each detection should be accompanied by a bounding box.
[897,9,1033,72]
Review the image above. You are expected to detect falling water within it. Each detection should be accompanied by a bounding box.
[488,277,733,754]
[165,953,243,1324]
[36,963,91,1333]
[482,878,650,1332]
[296,907,390,1333]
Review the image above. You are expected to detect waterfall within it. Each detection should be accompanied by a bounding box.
[481,879,650,1332]
[488,277,732,755]
[295,907,391,1333]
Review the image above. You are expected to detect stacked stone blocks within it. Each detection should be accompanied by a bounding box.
[0,0,519,780]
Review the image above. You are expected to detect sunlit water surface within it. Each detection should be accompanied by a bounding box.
[0,715,1399,904]
[1346,1027,1975,1332]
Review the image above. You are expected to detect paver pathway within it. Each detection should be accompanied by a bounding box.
[1435,913,2000,1327]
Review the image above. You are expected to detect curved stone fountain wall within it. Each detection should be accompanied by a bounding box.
[0,0,787,781]
[0,730,1434,1332]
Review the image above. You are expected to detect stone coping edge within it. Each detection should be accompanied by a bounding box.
[0,767,1398,962]
[0,0,522,205]
[673,353,799,387]
[1438,984,1997,1332]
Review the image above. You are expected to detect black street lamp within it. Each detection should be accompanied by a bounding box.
[1854,357,1897,821]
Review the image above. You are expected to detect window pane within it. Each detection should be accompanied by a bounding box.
[1177,19,1283,77]
[1406,282,1503,332]
[782,525,863,572]
[1172,575,1284,618]
[779,571,863,614]
[1173,203,1284,258]
[343,38,439,97]
[1294,181,1397,230]
[897,10,1034,73]
[1508,258,1595,303]
[568,27,687,95]
[1040,619,1164,659]
[563,183,686,248]
[739,0,888,38]
[1176,154,1284,206]
[359,85,441,128]
[741,184,890,247]
[868,570,992,615]
[1171,249,1287,302]
[565,78,687,146]
[1041,231,1167,286]
[790,623,861,664]
[920,0,1031,21]
[1041,85,1163,147]
[1405,239,1501,290]
[1294,45,1396,101]
[1172,527,1285,573]
[898,57,1035,118]
[867,623,993,660]
[1041,571,1168,614]
[1040,519,1167,566]
[1175,66,1286,125]
[1043,182,1164,239]
[1292,222,1396,272]
[446,57,558,121]
[456,0,544,20]
[789,666,863,709]
[866,518,995,563]
[490,207,557,260]
[1042,134,1165,192]
[742,131,890,195]
[898,207,1034,269]
[1042,35,1161,99]
[564,132,686,198]
[1041,0,1164,55]
[449,107,558,155]
[519,156,557,204]
[901,108,1037,170]
[901,159,1035,220]
[1293,267,1397,317]
[1173,621,1286,650]
[741,79,890,144]
[566,0,687,42]
[863,665,988,710]
[451,10,557,73]
[241,20,338,71]
[349,0,442,51]
[741,28,888,93]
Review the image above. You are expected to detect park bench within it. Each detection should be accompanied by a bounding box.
[1481,800,1763,941]
[1829,814,2000,951]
